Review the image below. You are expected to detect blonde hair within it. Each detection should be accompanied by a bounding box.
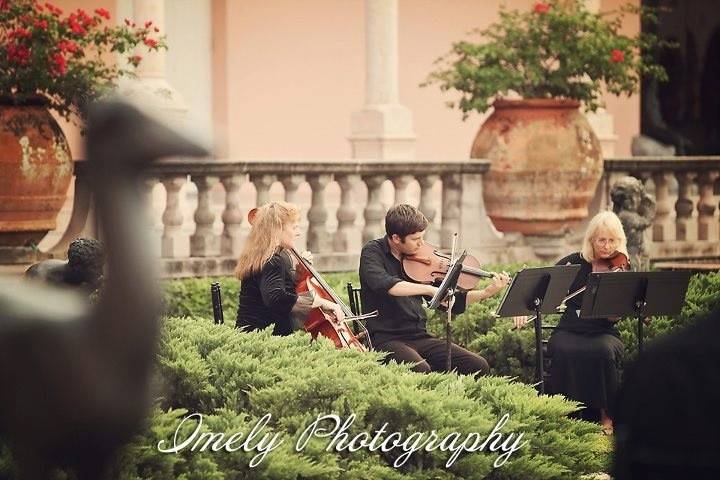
[235,201,300,279]
[580,210,629,262]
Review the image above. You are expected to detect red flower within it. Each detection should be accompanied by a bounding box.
[144,20,153,28]
[1,0,10,12]
[94,8,111,20]
[7,44,31,64]
[44,2,62,16]
[58,40,79,54]
[50,52,67,76]
[534,2,550,14]
[67,15,87,36]
[128,54,142,66]
[143,38,158,48]
[610,49,625,63]
[33,19,49,30]
[9,28,32,39]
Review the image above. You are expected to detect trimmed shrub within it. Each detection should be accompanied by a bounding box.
[113,317,610,479]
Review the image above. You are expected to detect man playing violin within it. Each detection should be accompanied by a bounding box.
[359,204,511,376]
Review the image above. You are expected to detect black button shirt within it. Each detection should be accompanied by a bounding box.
[359,236,466,343]
[236,250,297,336]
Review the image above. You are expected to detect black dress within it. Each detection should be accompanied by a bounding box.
[547,252,625,418]
[236,250,305,336]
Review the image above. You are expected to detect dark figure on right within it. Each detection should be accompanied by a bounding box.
[613,307,720,479]
[546,211,630,435]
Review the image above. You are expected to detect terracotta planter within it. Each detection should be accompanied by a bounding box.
[0,98,73,246]
[471,98,603,235]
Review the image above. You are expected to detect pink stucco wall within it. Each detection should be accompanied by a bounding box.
[213,0,640,160]
[53,0,640,159]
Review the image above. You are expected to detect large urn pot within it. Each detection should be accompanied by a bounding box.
[0,98,73,247]
[471,98,603,235]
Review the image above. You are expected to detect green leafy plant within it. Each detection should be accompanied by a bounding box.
[423,0,672,117]
[0,0,165,120]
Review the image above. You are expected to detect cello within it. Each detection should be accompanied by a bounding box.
[247,207,373,351]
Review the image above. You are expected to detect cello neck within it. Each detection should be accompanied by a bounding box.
[289,248,353,316]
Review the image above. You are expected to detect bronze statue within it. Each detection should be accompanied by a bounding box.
[0,102,207,480]
[610,176,657,271]
[25,238,105,292]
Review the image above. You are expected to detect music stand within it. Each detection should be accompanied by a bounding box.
[428,249,467,372]
[495,265,581,393]
[579,271,691,354]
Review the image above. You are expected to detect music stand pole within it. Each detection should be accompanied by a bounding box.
[532,296,544,393]
[446,233,458,373]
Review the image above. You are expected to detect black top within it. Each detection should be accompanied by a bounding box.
[236,250,298,336]
[359,236,467,343]
[554,252,620,337]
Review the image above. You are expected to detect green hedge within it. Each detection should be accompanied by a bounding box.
[110,317,610,479]
[162,267,720,384]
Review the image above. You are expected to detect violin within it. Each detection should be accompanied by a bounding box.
[556,251,630,313]
[247,207,372,351]
[401,243,496,291]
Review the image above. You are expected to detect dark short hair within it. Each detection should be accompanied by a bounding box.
[385,204,429,239]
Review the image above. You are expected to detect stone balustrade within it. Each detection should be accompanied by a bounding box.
[48,156,720,278]
[602,156,720,261]
[57,158,491,277]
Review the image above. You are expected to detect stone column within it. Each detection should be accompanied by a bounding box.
[696,172,717,241]
[674,172,694,241]
[220,174,246,257]
[190,175,220,257]
[349,0,415,160]
[120,0,188,125]
[334,174,360,252]
[581,0,618,159]
[160,175,187,258]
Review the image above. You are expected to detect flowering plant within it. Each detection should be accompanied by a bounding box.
[424,0,671,118]
[0,0,166,121]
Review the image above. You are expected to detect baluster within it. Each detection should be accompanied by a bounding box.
[696,172,718,241]
[160,175,187,258]
[392,174,413,205]
[334,174,359,252]
[190,175,220,257]
[651,171,671,242]
[141,177,159,228]
[418,174,440,245]
[220,174,246,257]
[280,174,307,251]
[440,173,462,249]
[251,174,276,207]
[362,174,387,244]
[306,174,332,253]
[674,171,694,241]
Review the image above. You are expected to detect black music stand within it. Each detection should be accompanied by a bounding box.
[495,265,581,393]
[579,271,691,355]
[428,249,466,372]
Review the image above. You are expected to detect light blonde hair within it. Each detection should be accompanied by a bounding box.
[580,210,629,262]
[235,201,300,279]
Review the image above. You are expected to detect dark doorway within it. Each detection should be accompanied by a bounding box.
[641,0,720,155]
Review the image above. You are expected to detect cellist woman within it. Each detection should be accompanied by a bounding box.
[235,201,345,335]
[517,210,630,435]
